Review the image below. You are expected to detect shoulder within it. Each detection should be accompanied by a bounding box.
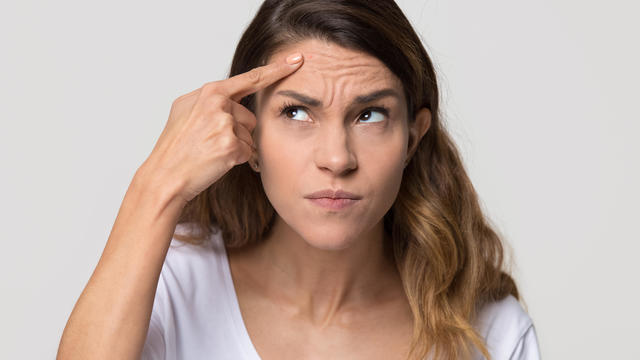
[152,222,232,318]
[143,223,239,358]
[475,295,532,337]
[156,223,228,295]
[163,223,224,269]
[474,295,541,360]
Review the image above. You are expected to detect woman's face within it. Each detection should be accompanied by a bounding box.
[253,39,419,250]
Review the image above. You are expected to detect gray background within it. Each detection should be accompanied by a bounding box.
[1,0,638,358]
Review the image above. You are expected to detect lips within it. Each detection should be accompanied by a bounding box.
[303,189,363,200]
[307,197,358,210]
[304,189,362,211]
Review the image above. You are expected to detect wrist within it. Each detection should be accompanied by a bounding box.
[132,163,188,212]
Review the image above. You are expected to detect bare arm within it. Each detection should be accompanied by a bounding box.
[56,166,186,360]
[56,53,304,360]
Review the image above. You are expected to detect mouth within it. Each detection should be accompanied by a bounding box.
[304,189,362,210]
[306,198,359,210]
[304,189,362,200]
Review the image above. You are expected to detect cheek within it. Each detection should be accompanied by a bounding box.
[255,125,307,200]
[359,137,406,205]
[262,146,302,177]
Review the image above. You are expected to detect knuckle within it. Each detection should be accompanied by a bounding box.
[248,114,258,130]
[221,137,240,157]
[218,113,235,128]
[201,82,220,95]
[219,134,235,149]
[208,94,228,110]
[201,93,228,112]
[247,68,262,84]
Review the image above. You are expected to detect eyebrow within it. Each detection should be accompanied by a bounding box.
[274,88,400,108]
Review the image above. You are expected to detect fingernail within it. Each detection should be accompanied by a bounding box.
[286,53,303,65]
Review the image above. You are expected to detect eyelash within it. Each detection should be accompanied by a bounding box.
[277,101,390,123]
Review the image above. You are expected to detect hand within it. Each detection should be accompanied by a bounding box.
[141,53,304,204]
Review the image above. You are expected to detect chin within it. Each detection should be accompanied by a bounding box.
[296,226,360,251]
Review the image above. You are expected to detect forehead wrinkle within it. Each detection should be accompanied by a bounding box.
[262,40,402,111]
[318,59,394,84]
[305,66,390,110]
[322,74,335,109]
[269,72,398,114]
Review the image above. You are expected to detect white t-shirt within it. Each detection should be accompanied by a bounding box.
[141,224,541,360]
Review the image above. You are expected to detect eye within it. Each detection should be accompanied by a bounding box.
[278,102,390,124]
[358,108,388,123]
[283,106,310,121]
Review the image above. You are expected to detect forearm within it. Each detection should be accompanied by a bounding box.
[57,167,186,360]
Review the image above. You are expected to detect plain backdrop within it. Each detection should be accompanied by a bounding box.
[1,0,638,358]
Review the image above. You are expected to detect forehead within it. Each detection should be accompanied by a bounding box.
[258,39,403,104]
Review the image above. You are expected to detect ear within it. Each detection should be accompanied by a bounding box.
[249,146,261,173]
[406,107,431,166]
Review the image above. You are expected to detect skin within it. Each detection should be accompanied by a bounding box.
[227,38,431,358]
[57,45,310,360]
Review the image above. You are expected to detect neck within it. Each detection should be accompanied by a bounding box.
[248,215,401,327]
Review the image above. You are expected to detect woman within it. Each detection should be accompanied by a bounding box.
[57,0,540,359]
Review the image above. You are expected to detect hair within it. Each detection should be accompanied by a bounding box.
[174,1,520,359]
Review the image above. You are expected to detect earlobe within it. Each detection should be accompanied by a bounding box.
[249,155,261,172]
[406,107,432,163]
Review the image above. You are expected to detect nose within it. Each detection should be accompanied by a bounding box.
[313,124,358,176]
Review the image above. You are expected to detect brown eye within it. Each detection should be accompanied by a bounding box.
[282,106,310,121]
[358,108,387,123]
[286,108,299,117]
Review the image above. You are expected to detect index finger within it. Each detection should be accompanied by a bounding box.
[222,53,304,103]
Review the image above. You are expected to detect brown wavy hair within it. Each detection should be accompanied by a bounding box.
[174,0,520,359]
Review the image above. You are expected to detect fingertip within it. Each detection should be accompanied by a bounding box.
[285,53,303,65]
